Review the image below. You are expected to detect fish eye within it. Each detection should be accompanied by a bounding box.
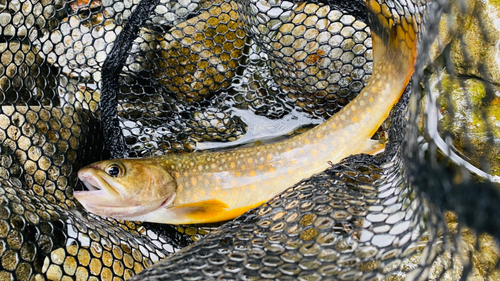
[105,164,124,177]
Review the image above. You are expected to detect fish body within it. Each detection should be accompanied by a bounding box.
[75,0,418,224]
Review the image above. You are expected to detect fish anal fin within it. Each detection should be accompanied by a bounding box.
[361,139,385,155]
[170,199,229,221]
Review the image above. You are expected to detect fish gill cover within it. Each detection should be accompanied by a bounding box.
[0,0,499,280]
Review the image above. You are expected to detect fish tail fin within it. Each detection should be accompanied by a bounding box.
[366,0,418,86]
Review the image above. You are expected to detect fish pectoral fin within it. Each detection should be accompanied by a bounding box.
[361,139,385,155]
[170,199,229,221]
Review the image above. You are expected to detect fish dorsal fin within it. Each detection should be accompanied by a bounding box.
[170,199,229,221]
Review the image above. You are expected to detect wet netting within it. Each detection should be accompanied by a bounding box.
[0,0,499,280]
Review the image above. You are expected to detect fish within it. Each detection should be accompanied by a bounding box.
[74,0,418,224]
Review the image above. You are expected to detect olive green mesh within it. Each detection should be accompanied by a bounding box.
[0,0,499,280]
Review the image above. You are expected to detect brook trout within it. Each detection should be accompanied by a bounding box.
[75,0,417,224]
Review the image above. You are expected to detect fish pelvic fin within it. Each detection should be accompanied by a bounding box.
[170,199,229,222]
[366,0,418,86]
[361,139,385,155]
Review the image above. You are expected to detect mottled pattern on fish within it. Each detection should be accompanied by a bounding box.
[75,0,418,224]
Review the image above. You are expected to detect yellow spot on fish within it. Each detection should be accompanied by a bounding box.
[241,165,246,170]
[258,165,264,170]
[187,191,191,196]
[340,115,345,120]
[279,175,285,180]
[248,158,253,163]
[292,159,297,165]
[183,172,188,177]
[249,171,256,177]
[178,185,183,192]
[316,133,322,139]
[199,190,205,197]
[269,167,276,173]
[222,191,228,197]
[360,101,365,106]
[288,169,294,174]
[304,139,310,144]
[370,97,374,102]
[233,190,238,196]
[321,144,327,151]
[204,179,209,184]
[174,173,180,179]
[191,178,197,185]
[215,178,220,183]
[312,150,318,156]
[192,195,197,201]
[231,162,235,168]
[267,154,272,160]
[353,117,357,122]
[332,123,337,128]
[210,190,215,197]
[251,185,256,190]
[265,181,269,186]
[236,172,241,177]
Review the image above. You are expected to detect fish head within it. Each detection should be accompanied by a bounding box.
[74,158,176,220]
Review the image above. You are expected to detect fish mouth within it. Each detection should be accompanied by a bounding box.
[82,177,101,191]
[77,168,120,197]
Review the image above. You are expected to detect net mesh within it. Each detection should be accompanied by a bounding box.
[0,0,499,280]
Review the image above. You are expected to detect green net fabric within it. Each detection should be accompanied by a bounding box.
[0,0,499,280]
